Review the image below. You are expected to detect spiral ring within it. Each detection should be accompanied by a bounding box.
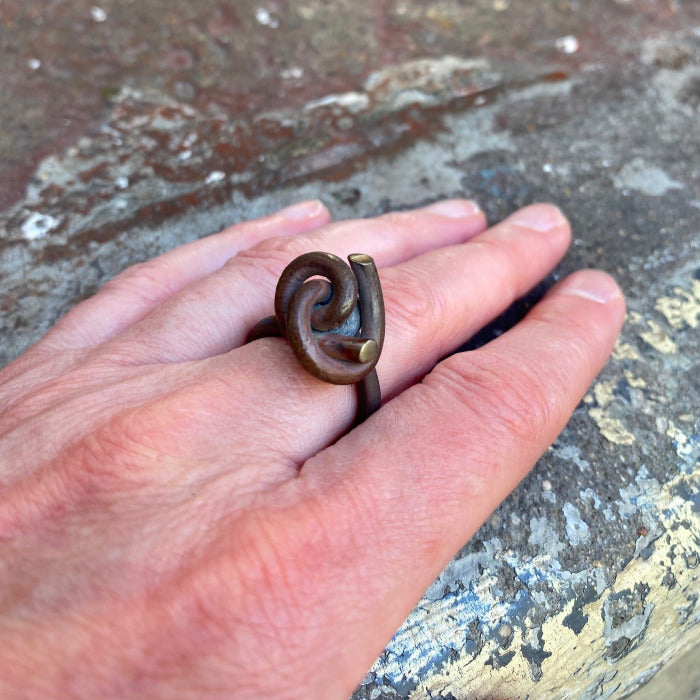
[246,251,385,424]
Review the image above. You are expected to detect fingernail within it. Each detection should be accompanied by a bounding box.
[423,199,482,218]
[557,270,623,304]
[277,200,326,220]
[508,204,567,232]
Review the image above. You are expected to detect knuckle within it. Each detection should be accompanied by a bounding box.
[103,261,170,306]
[232,236,310,285]
[248,232,315,262]
[383,266,445,342]
[65,408,165,493]
[435,349,557,447]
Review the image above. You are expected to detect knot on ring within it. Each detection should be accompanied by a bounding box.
[247,251,385,423]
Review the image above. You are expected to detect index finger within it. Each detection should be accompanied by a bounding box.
[40,200,332,350]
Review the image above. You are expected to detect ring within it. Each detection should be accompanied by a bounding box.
[246,252,385,425]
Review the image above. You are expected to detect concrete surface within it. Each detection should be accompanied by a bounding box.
[632,642,700,700]
[0,1,698,698]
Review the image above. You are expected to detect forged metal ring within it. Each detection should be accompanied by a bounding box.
[246,251,385,425]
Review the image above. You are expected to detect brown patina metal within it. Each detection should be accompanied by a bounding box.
[247,251,385,424]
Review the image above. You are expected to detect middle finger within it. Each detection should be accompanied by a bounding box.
[104,200,486,364]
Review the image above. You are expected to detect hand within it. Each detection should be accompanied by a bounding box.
[0,199,624,698]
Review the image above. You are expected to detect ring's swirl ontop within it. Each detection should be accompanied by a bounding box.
[247,251,385,424]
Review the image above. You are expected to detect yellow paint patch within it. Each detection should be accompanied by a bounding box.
[613,339,640,361]
[655,281,700,330]
[410,470,700,699]
[536,474,700,698]
[593,380,616,408]
[589,408,636,445]
[624,370,647,389]
[639,320,678,354]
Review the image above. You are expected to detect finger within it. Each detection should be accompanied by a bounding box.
[181,204,572,467]
[105,200,486,363]
[40,200,332,350]
[279,270,625,691]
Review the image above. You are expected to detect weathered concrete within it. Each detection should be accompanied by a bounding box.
[0,1,698,698]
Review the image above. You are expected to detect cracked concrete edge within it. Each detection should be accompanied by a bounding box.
[394,466,699,699]
[356,302,699,697]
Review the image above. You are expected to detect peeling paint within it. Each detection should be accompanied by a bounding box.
[588,408,636,445]
[639,320,678,355]
[363,56,491,94]
[593,379,617,408]
[205,171,226,185]
[655,281,700,330]
[395,467,700,699]
[666,420,699,468]
[623,370,647,389]
[602,584,654,661]
[612,339,640,361]
[563,502,591,545]
[304,92,370,114]
[614,157,684,196]
[618,467,661,520]
[20,211,61,240]
[552,443,591,471]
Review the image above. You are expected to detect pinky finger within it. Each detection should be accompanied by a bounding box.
[41,200,331,350]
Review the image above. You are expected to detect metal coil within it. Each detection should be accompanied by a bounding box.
[247,251,385,424]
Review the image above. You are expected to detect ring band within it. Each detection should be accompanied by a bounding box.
[246,252,385,425]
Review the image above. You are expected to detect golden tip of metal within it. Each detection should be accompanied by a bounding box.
[358,339,378,363]
[349,253,373,265]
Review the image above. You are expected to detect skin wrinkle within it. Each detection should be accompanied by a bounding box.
[0,362,202,479]
[0,348,90,415]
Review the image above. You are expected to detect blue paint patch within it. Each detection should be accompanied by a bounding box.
[674,432,699,474]
[670,476,700,514]
[378,587,491,687]
[506,587,536,625]
[476,164,521,198]
[377,575,542,689]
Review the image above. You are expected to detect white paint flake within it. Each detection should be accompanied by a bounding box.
[555,35,580,54]
[563,502,590,545]
[281,66,304,80]
[614,157,684,197]
[21,211,61,240]
[205,171,226,185]
[304,92,370,114]
[90,6,107,22]
[255,8,279,28]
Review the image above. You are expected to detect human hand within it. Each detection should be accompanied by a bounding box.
[0,199,624,698]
